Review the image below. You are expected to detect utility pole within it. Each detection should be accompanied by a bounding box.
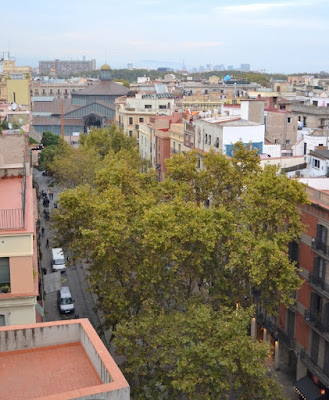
[61,98,64,140]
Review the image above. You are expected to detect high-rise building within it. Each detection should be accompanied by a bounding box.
[227,65,234,71]
[241,64,251,72]
[39,58,96,76]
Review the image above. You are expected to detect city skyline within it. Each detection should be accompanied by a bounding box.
[2,0,329,73]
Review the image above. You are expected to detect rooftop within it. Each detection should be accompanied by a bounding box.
[0,319,130,400]
[200,116,260,126]
[2,342,102,399]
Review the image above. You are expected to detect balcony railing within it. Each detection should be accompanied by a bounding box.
[300,349,329,387]
[277,327,295,350]
[309,272,329,296]
[304,309,329,334]
[0,208,24,230]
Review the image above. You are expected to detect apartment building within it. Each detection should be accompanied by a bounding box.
[0,318,130,399]
[116,92,175,138]
[138,113,183,180]
[0,134,40,326]
[39,58,96,76]
[31,78,89,99]
[193,100,265,159]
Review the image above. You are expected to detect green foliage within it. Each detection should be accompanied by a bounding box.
[41,131,60,147]
[51,133,308,398]
[115,304,284,400]
[29,137,38,145]
[1,120,8,130]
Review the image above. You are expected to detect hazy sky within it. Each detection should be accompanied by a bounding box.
[3,0,329,73]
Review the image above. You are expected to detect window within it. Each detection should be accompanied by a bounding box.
[280,105,286,110]
[42,89,46,95]
[0,258,10,291]
[0,315,5,326]
[275,139,280,144]
[57,89,61,94]
[50,89,53,95]
[178,143,181,152]
[205,134,208,144]
[145,105,152,109]
[129,117,133,125]
[214,138,219,148]
[208,135,211,145]
[129,130,133,137]
[286,140,290,145]
[159,105,167,110]
[287,117,291,123]
[34,89,39,95]
[313,158,320,169]
[139,117,144,123]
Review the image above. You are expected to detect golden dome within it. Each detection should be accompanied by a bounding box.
[101,64,111,71]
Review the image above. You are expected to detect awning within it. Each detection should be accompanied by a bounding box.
[294,376,326,400]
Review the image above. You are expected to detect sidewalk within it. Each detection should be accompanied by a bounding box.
[266,358,299,399]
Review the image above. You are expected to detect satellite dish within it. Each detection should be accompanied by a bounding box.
[12,102,17,111]
[8,123,12,129]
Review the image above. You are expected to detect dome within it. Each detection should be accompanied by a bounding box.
[101,64,111,71]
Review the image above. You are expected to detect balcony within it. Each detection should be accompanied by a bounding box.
[312,238,329,258]
[300,349,329,387]
[304,309,329,334]
[308,272,329,299]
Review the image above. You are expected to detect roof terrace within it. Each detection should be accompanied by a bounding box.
[0,319,130,400]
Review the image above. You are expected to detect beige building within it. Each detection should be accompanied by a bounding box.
[0,134,40,326]
[116,92,175,138]
[169,123,189,155]
[0,57,31,106]
[265,111,298,150]
[31,78,89,99]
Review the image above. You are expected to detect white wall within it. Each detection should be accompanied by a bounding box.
[222,124,264,153]
[299,178,329,190]
[263,144,281,158]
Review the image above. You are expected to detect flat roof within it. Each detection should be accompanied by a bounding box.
[1,342,102,400]
[0,177,22,210]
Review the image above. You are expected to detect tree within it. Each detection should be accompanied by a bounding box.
[52,136,308,396]
[41,131,60,147]
[115,304,285,400]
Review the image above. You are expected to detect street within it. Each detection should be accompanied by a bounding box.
[34,168,109,350]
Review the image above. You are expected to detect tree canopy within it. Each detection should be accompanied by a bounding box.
[50,128,308,399]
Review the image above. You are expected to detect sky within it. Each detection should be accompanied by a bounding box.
[2,0,329,73]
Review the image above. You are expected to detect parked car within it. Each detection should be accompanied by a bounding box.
[57,287,75,314]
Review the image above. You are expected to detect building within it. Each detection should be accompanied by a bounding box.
[39,58,96,76]
[292,103,329,130]
[0,56,31,106]
[0,318,130,399]
[116,92,175,138]
[0,134,40,326]
[32,64,128,139]
[138,114,183,180]
[193,100,265,158]
[31,78,89,99]
[265,97,298,152]
[240,64,251,72]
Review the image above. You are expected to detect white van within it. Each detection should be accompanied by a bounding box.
[57,287,75,314]
[51,248,66,273]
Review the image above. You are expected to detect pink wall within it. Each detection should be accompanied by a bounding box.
[10,256,34,294]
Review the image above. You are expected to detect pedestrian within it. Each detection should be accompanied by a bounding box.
[46,238,49,248]
[41,226,45,237]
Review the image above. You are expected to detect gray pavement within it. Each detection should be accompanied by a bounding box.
[34,168,110,351]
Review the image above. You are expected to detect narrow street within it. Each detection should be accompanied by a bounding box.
[34,168,110,350]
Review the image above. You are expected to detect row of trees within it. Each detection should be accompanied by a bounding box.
[45,126,308,399]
